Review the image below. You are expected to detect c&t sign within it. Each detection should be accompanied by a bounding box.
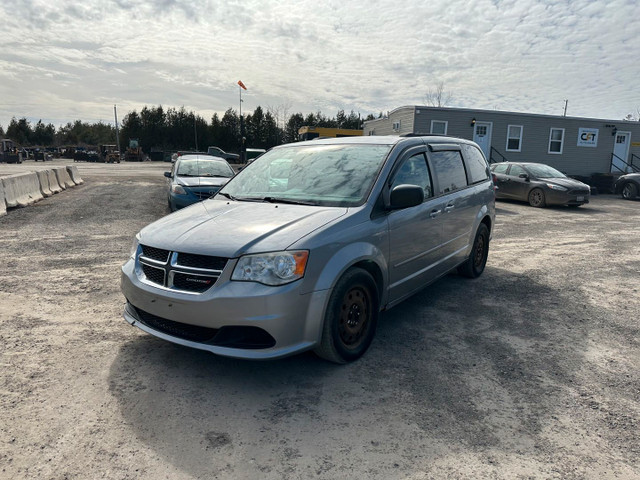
[577,128,598,147]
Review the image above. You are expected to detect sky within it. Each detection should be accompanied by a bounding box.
[1,0,639,130]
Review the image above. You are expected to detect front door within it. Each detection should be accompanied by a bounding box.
[387,151,447,304]
[473,122,493,160]
[611,132,631,173]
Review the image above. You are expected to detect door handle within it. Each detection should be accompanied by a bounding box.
[429,209,442,218]
[444,205,455,213]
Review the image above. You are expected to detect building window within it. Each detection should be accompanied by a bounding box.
[392,120,401,131]
[506,125,523,152]
[548,128,564,154]
[430,120,448,135]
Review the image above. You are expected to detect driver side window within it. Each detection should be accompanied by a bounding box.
[391,153,433,199]
[508,165,526,177]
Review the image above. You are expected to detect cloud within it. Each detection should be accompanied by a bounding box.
[0,0,639,130]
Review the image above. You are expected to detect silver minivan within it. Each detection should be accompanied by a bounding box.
[121,136,495,363]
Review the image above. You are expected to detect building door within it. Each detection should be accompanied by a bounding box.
[473,122,492,160]
[611,132,631,173]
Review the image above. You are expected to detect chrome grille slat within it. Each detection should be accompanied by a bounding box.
[137,245,227,293]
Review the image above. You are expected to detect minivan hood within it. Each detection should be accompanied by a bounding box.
[139,199,348,257]
[177,176,231,187]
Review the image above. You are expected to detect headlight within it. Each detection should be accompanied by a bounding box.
[171,184,187,194]
[546,183,567,191]
[130,235,140,259]
[232,251,309,286]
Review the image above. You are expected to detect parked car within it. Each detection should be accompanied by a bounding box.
[165,154,235,211]
[121,136,495,363]
[246,148,267,163]
[614,173,640,200]
[491,162,590,207]
[206,146,240,162]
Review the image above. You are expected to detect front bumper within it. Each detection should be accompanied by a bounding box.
[545,189,590,206]
[120,258,330,360]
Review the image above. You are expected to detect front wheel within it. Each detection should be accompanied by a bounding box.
[528,188,546,207]
[622,182,638,200]
[314,268,379,364]
[458,223,490,279]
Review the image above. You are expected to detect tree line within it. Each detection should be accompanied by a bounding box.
[1,106,378,153]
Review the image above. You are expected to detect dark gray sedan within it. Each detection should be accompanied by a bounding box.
[491,162,590,207]
[614,173,640,200]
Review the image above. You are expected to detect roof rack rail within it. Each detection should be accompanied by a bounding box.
[399,133,455,138]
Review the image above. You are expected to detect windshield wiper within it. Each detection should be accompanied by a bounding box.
[258,197,318,206]
[201,174,229,178]
[217,192,238,201]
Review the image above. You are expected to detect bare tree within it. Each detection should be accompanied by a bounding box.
[266,100,293,131]
[424,81,452,107]
[623,107,640,121]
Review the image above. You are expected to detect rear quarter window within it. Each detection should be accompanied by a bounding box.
[430,150,468,195]
[461,144,490,184]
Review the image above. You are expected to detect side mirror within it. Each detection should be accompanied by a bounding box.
[389,184,424,210]
[519,173,530,181]
[164,171,172,178]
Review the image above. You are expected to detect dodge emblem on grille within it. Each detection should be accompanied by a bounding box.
[186,277,212,284]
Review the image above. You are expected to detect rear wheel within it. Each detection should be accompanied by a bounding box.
[528,188,546,207]
[458,223,490,278]
[622,182,638,200]
[315,268,379,364]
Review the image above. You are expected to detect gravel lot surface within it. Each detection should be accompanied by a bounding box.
[1,160,638,479]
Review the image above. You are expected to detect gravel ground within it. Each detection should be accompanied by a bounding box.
[0,161,638,479]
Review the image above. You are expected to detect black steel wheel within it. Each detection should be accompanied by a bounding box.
[315,268,379,364]
[622,182,638,200]
[528,188,546,207]
[458,223,490,279]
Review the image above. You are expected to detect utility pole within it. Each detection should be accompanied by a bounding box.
[114,105,121,156]
[238,80,247,163]
[563,99,568,117]
[194,117,198,151]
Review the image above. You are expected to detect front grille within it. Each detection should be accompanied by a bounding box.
[194,190,218,200]
[568,189,590,195]
[172,272,219,293]
[142,264,165,285]
[137,248,228,294]
[141,245,170,263]
[177,252,227,270]
[134,307,219,343]
[132,307,276,349]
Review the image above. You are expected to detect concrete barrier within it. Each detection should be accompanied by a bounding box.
[2,172,44,208]
[54,167,74,190]
[36,170,54,197]
[66,165,84,185]
[47,169,63,194]
[0,180,6,217]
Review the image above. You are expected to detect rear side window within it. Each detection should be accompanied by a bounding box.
[430,151,468,195]
[461,144,490,184]
[492,163,508,174]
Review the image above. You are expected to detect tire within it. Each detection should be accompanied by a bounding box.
[314,268,379,364]
[528,188,546,207]
[621,182,638,200]
[457,223,490,279]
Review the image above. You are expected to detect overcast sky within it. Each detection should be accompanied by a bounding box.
[1,0,639,130]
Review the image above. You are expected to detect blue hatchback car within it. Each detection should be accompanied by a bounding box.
[165,155,235,211]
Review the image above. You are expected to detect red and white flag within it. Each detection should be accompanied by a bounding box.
[237,80,247,90]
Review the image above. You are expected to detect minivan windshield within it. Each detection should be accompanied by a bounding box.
[177,159,234,178]
[526,164,565,178]
[218,144,392,207]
